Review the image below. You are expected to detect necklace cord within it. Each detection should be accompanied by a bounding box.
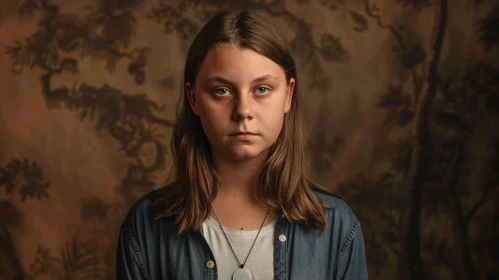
[211,206,270,268]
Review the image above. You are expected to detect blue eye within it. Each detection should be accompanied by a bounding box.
[214,88,230,96]
[256,87,270,94]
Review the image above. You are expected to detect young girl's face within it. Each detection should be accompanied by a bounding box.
[186,44,295,163]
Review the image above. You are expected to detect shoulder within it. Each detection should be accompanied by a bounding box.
[311,188,356,217]
[121,193,156,237]
[310,188,361,238]
[310,190,368,278]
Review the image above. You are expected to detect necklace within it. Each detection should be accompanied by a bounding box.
[211,207,270,280]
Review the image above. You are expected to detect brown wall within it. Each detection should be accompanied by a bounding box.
[0,0,498,279]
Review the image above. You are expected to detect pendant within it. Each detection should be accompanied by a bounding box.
[232,268,252,280]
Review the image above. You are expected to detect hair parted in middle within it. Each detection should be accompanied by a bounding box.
[149,10,336,235]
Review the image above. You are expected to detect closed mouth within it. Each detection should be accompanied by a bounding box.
[230,132,257,136]
[229,133,258,138]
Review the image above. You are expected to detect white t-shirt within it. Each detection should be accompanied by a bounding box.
[201,215,276,280]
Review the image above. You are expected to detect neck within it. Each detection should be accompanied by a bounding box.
[212,150,268,203]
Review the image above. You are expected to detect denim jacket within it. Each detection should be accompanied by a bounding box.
[116,189,368,279]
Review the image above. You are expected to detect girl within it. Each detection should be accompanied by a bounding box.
[117,10,368,280]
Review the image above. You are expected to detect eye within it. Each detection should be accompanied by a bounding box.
[214,88,231,96]
[255,87,270,95]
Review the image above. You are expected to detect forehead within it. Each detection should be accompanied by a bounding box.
[196,45,285,81]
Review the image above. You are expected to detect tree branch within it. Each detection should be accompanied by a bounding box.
[363,0,407,51]
[363,0,427,112]
[465,184,498,224]
[402,0,448,278]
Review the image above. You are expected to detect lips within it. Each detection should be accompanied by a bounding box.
[229,132,258,140]
[230,132,256,136]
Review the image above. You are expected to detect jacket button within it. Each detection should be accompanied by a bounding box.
[206,260,215,269]
[279,235,286,242]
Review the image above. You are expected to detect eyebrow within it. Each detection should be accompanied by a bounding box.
[202,74,279,86]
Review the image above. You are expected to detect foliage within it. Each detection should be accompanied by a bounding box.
[390,137,413,176]
[396,0,432,10]
[400,43,427,68]
[27,237,104,280]
[80,196,111,222]
[17,0,41,17]
[338,171,407,274]
[148,0,351,92]
[376,85,413,127]
[5,0,148,75]
[318,33,350,62]
[308,133,345,179]
[350,11,368,32]
[467,60,499,92]
[66,82,170,157]
[0,158,50,202]
[5,1,172,162]
[3,0,498,279]
[478,5,499,52]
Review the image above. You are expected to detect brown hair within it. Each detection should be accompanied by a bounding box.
[149,10,336,234]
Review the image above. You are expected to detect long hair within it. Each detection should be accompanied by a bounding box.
[149,10,336,234]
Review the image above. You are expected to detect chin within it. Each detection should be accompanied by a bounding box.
[225,147,268,162]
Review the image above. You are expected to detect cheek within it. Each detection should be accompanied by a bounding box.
[263,112,286,139]
[198,106,226,135]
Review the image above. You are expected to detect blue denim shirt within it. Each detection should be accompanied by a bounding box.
[116,189,368,279]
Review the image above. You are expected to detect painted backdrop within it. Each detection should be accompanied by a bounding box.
[0,0,498,279]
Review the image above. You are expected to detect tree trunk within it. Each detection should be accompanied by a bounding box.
[447,143,477,280]
[400,0,448,279]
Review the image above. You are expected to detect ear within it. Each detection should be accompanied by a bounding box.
[185,81,199,116]
[284,78,295,113]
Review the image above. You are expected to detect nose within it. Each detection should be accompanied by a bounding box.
[232,96,253,121]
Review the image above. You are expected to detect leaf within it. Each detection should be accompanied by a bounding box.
[59,237,104,280]
[174,18,198,41]
[350,11,368,32]
[398,108,413,126]
[79,196,111,222]
[464,61,499,95]
[100,11,137,47]
[11,158,52,202]
[18,0,41,17]
[478,6,499,52]
[400,43,427,68]
[320,33,350,62]
[376,85,408,108]
[0,168,14,193]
